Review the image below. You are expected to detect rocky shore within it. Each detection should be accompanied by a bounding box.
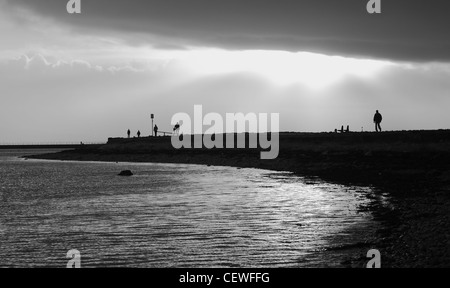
[26,130,450,267]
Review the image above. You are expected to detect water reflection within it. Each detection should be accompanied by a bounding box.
[0,150,379,267]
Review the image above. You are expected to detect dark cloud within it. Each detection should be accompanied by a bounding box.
[5,0,450,61]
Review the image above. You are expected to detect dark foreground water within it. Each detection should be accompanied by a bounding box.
[0,149,381,267]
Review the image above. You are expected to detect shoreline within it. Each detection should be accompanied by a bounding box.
[25,131,450,267]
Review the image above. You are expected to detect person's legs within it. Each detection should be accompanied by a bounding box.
[377,123,382,132]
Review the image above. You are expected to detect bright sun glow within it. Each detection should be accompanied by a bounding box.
[168,49,392,89]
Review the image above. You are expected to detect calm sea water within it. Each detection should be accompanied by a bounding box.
[0,149,380,268]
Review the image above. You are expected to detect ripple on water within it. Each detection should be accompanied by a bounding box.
[0,150,381,267]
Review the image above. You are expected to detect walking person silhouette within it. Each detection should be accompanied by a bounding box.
[374,110,383,132]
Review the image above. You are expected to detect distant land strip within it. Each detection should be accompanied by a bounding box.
[0,143,104,149]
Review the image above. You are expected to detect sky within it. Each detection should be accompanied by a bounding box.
[1,0,450,143]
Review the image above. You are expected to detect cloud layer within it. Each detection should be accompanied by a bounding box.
[1,1,450,143]
[4,0,450,61]
[1,54,450,143]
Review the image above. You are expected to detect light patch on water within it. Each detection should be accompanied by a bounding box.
[0,149,381,267]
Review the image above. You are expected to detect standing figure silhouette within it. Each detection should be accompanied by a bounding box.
[374,110,383,132]
[137,130,141,138]
[127,129,131,138]
[154,125,158,137]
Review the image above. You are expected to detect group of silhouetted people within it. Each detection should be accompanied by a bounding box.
[127,129,141,138]
[334,110,383,133]
[128,123,178,137]
[126,126,159,138]
[125,110,383,139]
[335,125,350,133]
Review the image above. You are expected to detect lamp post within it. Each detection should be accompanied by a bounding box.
[151,114,154,137]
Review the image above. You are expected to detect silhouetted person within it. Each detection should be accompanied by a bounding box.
[173,122,180,135]
[137,130,141,138]
[374,110,383,132]
[154,125,158,137]
[127,129,131,138]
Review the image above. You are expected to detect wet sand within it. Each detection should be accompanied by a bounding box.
[26,130,450,267]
